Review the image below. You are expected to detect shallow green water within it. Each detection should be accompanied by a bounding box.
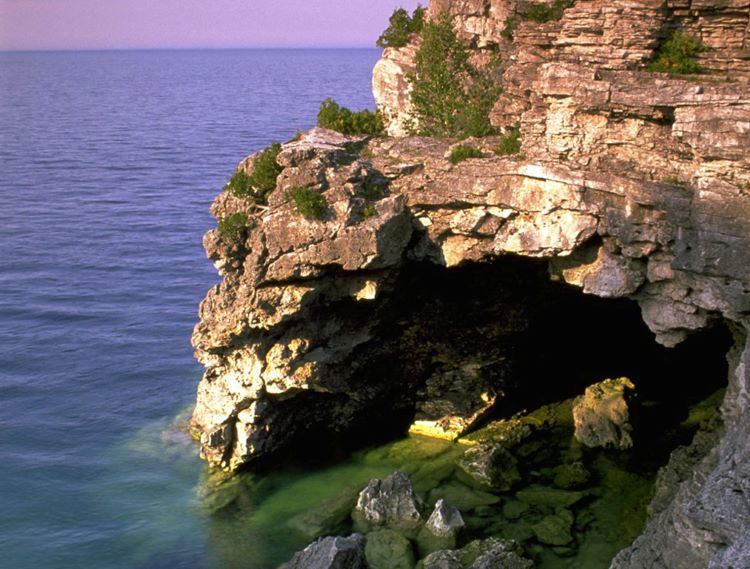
[112,387,722,569]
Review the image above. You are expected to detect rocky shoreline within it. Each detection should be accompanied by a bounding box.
[191,1,749,567]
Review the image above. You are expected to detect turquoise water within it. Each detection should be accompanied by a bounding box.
[0,49,381,569]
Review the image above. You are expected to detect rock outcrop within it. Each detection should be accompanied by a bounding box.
[573,377,636,449]
[193,1,750,567]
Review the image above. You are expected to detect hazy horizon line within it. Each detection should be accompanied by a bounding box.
[0,46,383,54]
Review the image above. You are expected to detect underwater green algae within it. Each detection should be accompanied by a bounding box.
[190,388,725,569]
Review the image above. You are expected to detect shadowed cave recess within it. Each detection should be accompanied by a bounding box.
[268,255,732,466]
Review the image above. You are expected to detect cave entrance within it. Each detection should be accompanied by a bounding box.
[213,255,735,569]
[343,254,733,461]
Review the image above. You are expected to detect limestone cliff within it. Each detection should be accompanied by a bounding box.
[192,1,750,567]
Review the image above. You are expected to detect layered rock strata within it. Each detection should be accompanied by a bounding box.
[193,1,750,566]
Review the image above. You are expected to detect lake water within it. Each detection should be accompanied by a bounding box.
[0,49,383,569]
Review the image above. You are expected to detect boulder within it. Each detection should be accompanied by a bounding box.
[353,471,424,535]
[417,499,465,555]
[572,378,636,450]
[281,534,367,569]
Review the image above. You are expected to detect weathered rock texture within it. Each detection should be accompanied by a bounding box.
[193,1,750,567]
[573,377,636,449]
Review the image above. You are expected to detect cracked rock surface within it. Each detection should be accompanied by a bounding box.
[193,1,750,567]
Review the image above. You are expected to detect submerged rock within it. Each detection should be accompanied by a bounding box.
[287,485,361,540]
[531,509,575,546]
[353,471,424,535]
[456,444,520,491]
[552,462,590,490]
[516,485,585,508]
[418,550,463,569]
[573,378,636,450]
[364,529,416,569]
[428,481,500,511]
[281,534,367,569]
[461,537,533,569]
[417,537,532,569]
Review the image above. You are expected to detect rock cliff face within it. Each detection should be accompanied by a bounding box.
[192,1,749,567]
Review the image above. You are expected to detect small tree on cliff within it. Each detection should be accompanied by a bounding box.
[376,5,426,48]
[406,15,500,138]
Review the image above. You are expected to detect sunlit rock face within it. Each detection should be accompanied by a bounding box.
[193,0,750,566]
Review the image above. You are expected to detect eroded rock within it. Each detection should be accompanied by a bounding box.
[354,471,424,535]
[573,378,636,450]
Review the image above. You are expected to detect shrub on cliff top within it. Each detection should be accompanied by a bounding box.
[317,98,385,136]
[647,31,705,75]
[286,186,327,220]
[227,142,282,204]
[407,15,501,139]
[376,5,426,49]
[449,144,484,164]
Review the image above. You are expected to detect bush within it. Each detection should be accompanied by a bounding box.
[449,144,484,164]
[362,204,377,219]
[217,213,248,241]
[227,142,282,204]
[286,186,327,220]
[317,98,385,136]
[524,0,574,23]
[407,16,501,139]
[647,31,705,74]
[376,5,426,48]
[494,127,522,156]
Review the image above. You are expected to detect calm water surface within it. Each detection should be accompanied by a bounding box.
[0,49,382,569]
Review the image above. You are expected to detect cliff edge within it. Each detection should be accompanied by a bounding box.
[191,1,750,567]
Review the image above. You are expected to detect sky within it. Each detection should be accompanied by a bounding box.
[0,0,424,51]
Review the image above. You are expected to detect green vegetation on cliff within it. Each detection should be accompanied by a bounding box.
[494,127,522,156]
[376,5,426,49]
[286,186,327,220]
[647,31,706,74]
[227,143,282,204]
[449,144,484,164]
[524,0,574,23]
[317,98,385,136]
[217,212,248,241]
[407,16,500,139]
